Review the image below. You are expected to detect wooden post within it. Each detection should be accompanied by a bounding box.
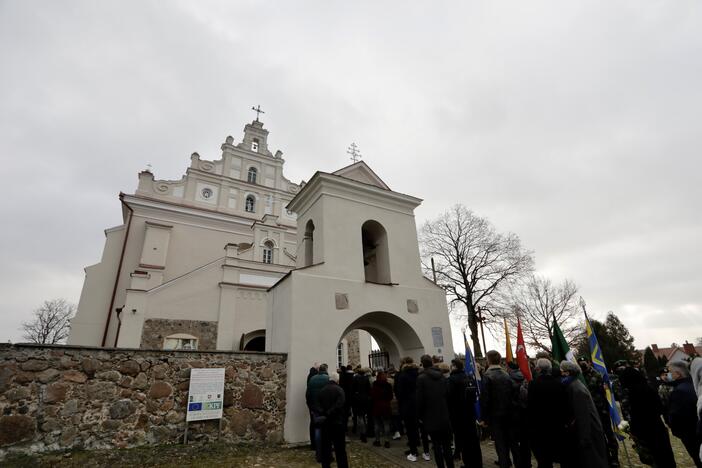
[183,421,189,445]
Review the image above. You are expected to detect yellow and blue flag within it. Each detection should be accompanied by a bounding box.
[585,315,624,438]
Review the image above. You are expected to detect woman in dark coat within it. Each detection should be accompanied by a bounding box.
[371,370,394,447]
[618,366,676,467]
[560,360,608,468]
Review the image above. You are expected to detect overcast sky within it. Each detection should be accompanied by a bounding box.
[1,1,700,354]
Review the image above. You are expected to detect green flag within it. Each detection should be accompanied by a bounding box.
[551,319,576,365]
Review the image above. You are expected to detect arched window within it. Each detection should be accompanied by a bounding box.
[251,138,259,152]
[245,195,256,213]
[262,241,273,264]
[247,167,258,184]
[163,333,198,350]
[304,219,315,267]
[361,220,391,283]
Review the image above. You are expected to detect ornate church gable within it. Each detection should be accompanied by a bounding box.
[332,161,390,190]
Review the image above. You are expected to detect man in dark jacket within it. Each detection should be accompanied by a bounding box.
[307,363,329,461]
[528,358,568,467]
[667,360,702,467]
[317,372,349,468]
[416,354,454,468]
[560,360,608,468]
[306,365,320,450]
[480,351,519,468]
[618,366,676,467]
[351,367,372,442]
[339,365,355,433]
[395,357,431,461]
[448,358,482,468]
[507,362,530,468]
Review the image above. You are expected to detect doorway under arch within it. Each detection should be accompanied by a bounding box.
[337,311,425,370]
[240,329,266,351]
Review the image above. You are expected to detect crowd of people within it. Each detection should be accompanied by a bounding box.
[305,352,702,468]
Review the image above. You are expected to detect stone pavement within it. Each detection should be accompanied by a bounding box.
[349,435,501,467]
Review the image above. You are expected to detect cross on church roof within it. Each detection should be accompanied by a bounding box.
[347,142,362,163]
[251,104,265,122]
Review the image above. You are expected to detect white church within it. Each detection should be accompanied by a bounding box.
[68,116,454,442]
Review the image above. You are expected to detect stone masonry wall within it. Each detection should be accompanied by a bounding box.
[344,330,361,367]
[0,343,287,458]
[140,319,218,350]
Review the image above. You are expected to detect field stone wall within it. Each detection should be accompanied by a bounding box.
[0,343,287,458]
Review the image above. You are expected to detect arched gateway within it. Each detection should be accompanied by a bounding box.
[266,161,454,443]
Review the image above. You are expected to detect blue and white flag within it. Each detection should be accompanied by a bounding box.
[585,315,624,439]
[463,332,481,421]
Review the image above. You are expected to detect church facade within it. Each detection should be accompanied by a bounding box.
[68,119,371,364]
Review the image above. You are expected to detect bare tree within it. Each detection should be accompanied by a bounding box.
[419,204,534,357]
[21,299,75,344]
[505,275,581,353]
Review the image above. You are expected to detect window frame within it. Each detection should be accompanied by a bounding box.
[262,241,274,264]
[245,195,256,213]
[247,167,258,184]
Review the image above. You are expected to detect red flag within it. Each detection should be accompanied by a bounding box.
[516,317,532,381]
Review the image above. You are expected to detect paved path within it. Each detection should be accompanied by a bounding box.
[349,435,501,467]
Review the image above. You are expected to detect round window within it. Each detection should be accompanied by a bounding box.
[201,188,213,199]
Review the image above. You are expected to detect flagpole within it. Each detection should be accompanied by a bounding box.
[581,296,632,468]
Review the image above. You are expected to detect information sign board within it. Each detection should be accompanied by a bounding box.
[431,326,444,347]
[186,368,225,422]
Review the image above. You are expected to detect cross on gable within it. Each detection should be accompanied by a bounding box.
[347,142,362,163]
[251,105,265,121]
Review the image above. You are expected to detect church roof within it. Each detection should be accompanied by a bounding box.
[332,161,391,191]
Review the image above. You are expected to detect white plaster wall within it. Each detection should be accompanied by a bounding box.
[69,226,125,346]
[271,271,452,443]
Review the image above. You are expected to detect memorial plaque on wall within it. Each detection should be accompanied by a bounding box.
[186,368,225,422]
[431,326,444,347]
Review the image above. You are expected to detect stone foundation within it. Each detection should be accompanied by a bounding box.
[0,343,287,458]
[140,319,218,350]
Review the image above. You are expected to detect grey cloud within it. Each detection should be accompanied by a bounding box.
[1,0,700,347]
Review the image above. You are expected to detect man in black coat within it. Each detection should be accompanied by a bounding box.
[317,372,349,468]
[395,357,431,461]
[351,367,372,442]
[416,354,455,468]
[527,358,568,468]
[306,365,319,450]
[338,365,355,433]
[667,360,702,467]
[618,367,676,468]
[448,358,483,468]
[480,350,519,468]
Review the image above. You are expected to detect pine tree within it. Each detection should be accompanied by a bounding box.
[576,312,638,370]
